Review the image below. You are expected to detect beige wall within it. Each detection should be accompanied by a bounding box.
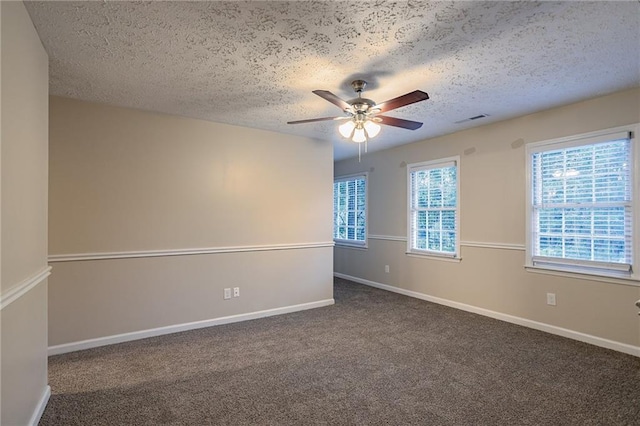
[1,1,50,424]
[49,248,332,345]
[48,97,333,346]
[335,88,640,349]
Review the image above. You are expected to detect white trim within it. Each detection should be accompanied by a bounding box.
[407,156,461,258]
[333,172,369,246]
[334,239,368,249]
[406,252,462,263]
[368,236,525,250]
[533,256,631,272]
[334,171,368,183]
[48,298,335,356]
[334,272,640,358]
[29,385,50,426]
[406,158,458,172]
[334,242,368,250]
[0,266,51,310]
[369,234,407,242]
[48,242,334,263]
[461,241,526,251]
[527,127,633,152]
[525,122,640,282]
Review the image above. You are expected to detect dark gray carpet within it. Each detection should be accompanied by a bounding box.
[40,278,640,425]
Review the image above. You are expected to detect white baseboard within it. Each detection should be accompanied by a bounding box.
[334,272,640,358]
[29,385,50,426]
[48,299,334,356]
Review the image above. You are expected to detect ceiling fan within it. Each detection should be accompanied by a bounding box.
[288,79,429,158]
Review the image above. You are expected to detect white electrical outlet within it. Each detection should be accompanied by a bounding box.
[224,288,232,300]
[233,287,240,297]
[546,293,556,306]
[385,265,390,273]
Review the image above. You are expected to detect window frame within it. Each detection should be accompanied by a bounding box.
[525,123,640,283]
[333,172,368,248]
[406,156,461,260]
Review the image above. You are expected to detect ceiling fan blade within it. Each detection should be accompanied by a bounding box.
[287,116,348,125]
[312,90,352,111]
[375,90,429,113]
[377,115,423,130]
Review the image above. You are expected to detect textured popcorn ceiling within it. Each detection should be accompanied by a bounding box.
[25,1,640,161]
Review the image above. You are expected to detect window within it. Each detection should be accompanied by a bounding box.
[407,157,459,258]
[526,124,639,280]
[333,174,367,246]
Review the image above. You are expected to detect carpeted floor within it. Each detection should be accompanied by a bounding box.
[40,278,640,425]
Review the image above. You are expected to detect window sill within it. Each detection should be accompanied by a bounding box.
[525,264,640,287]
[334,242,368,250]
[406,252,461,263]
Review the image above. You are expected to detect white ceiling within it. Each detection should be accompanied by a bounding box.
[25,1,640,161]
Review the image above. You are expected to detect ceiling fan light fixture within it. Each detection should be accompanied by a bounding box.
[338,120,356,138]
[363,120,381,138]
[352,127,367,143]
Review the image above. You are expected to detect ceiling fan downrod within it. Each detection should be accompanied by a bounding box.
[349,80,376,114]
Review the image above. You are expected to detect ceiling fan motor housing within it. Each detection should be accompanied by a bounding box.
[349,98,376,113]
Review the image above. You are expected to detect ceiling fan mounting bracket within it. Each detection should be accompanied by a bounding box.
[351,79,367,93]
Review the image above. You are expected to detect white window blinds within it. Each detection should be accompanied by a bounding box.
[530,132,632,271]
[408,159,459,256]
[333,175,366,244]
